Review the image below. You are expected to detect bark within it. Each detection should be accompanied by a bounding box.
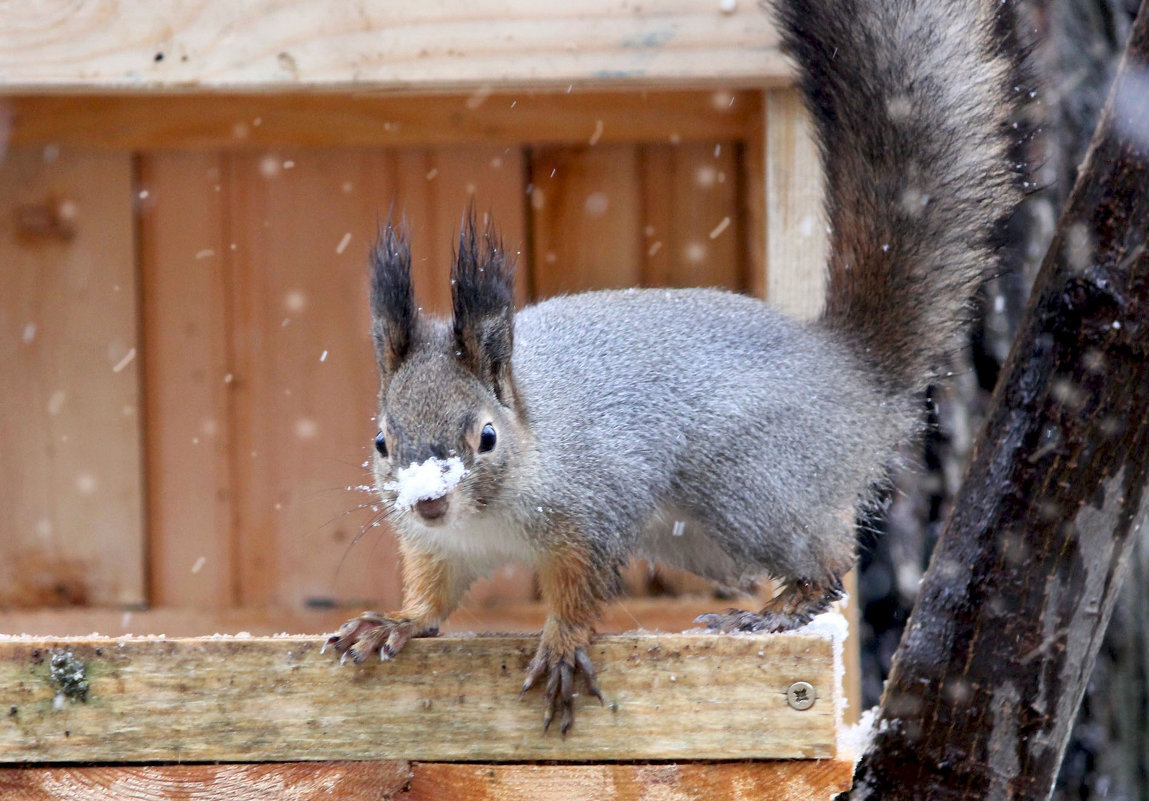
[848,1,1149,797]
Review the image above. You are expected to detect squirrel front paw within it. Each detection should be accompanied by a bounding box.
[322,611,438,664]
[520,634,604,736]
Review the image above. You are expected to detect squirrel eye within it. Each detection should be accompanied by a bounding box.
[478,423,497,454]
[374,431,388,457]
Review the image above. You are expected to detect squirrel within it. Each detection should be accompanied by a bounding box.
[325,0,1022,735]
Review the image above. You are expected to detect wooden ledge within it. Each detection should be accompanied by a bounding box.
[2,90,760,150]
[0,1,785,94]
[0,760,856,801]
[0,631,838,763]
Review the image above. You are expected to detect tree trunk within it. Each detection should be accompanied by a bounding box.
[848,1,1149,797]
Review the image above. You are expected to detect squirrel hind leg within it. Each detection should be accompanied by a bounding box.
[694,574,845,634]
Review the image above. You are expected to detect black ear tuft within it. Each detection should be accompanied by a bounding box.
[370,217,415,375]
[451,207,517,405]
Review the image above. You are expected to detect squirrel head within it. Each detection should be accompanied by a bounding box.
[368,211,521,529]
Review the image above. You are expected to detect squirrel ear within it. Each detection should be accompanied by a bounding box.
[451,208,516,406]
[370,217,415,376]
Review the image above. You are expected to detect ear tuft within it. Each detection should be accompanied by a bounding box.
[451,207,516,404]
[370,217,415,375]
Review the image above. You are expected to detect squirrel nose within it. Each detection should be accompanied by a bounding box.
[414,496,449,521]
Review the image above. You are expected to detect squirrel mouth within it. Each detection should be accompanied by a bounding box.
[414,495,449,522]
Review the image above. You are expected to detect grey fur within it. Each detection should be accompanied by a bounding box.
[367,0,1021,612]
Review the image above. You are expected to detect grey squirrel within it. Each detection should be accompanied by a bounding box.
[325,0,1022,734]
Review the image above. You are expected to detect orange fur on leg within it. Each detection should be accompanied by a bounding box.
[523,540,614,734]
[325,542,468,663]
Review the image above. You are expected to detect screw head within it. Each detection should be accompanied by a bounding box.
[787,681,816,711]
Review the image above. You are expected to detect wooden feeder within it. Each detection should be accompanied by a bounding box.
[0,2,855,797]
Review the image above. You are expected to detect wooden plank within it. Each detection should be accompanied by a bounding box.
[638,140,744,290]
[0,147,144,607]
[0,762,412,801]
[223,148,403,609]
[0,2,786,93]
[530,137,747,299]
[760,90,862,722]
[3,91,760,150]
[138,152,235,608]
[0,599,740,639]
[763,88,825,320]
[407,761,855,801]
[529,145,643,297]
[743,96,768,300]
[0,632,838,763]
[0,760,855,801]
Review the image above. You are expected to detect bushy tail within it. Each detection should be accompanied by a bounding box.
[775,0,1022,392]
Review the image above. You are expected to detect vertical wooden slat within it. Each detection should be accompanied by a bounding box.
[743,94,768,301]
[638,141,743,290]
[224,149,400,609]
[0,147,144,607]
[138,152,235,607]
[764,88,826,320]
[528,145,643,298]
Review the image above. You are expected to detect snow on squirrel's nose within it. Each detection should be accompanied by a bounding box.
[385,456,466,511]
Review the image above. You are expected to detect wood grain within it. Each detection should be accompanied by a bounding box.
[0,632,838,763]
[0,762,412,801]
[0,760,855,800]
[0,598,753,638]
[407,761,855,801]
[529,144,644,297]
[139,152,235,608]
[0,2,785,93]
[638,141,744,290]
[763,88,825,321]
[2,91,760,150]
[0,147,145,607]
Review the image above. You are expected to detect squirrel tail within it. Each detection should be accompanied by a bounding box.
[774,0,1023,393]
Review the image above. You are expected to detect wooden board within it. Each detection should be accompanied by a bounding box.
[0,598,738,638]
[406,761,855,801]
[138,152,235,608]
[0,760,855,801]
[763,88,826,320]
[0,2,786,93]
[0,762,412,801]
[0,632,838,763]
[529,144,644,297]
[638,141,744,290]
[0,147,145,607]
[3,91,760,150]
[529,141,746,299]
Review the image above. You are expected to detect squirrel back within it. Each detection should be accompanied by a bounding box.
[778,0,1022,392]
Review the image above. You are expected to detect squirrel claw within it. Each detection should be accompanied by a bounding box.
[522,644,600,736]
[323,611,428,663]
